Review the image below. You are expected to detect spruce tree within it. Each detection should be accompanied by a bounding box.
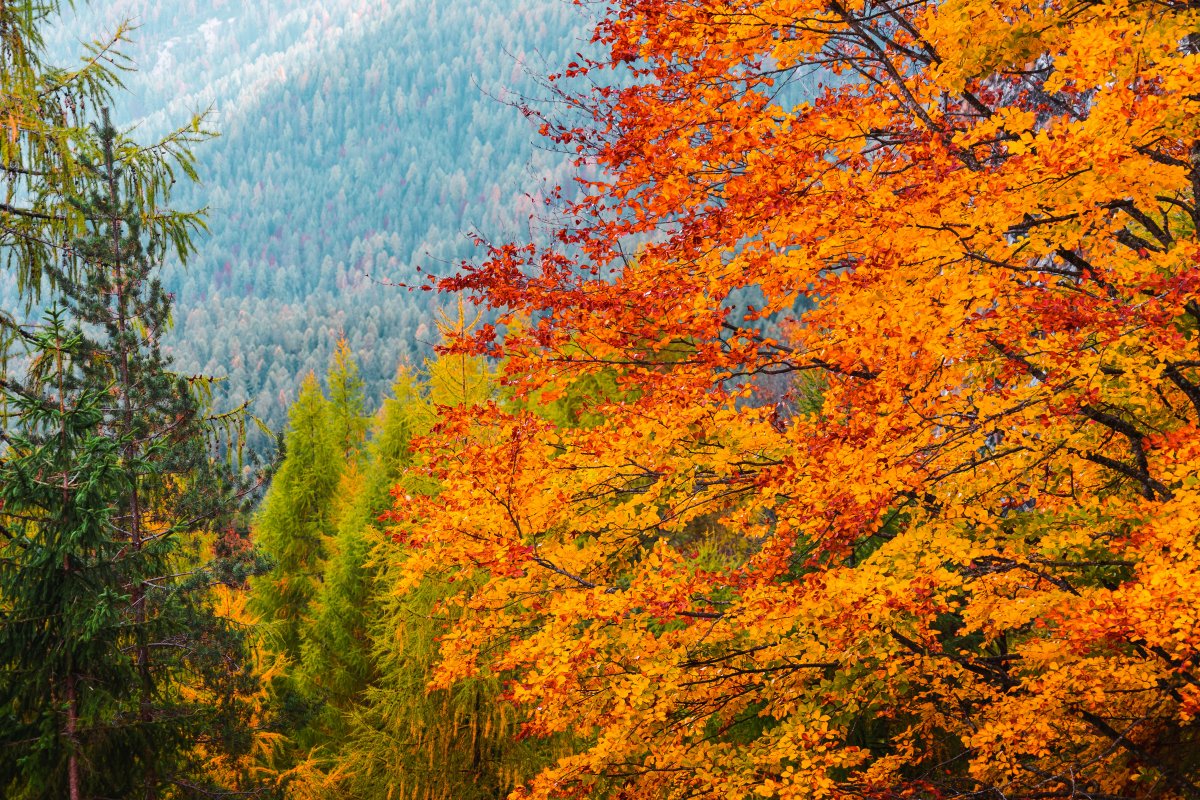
[0,309,137,800]
[0,112,265,798]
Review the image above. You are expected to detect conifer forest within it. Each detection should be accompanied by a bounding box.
[5,0,1200,798]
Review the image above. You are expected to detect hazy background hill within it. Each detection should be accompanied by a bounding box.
[42,0,589,450]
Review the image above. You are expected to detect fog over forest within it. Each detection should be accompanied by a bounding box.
[41,0,590,450]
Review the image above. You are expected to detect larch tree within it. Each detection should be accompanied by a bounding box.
[0,0,209,302]
[326,337,370,463]
[252,373,340,666]
[306,325,564,800]
[301,366,426,715]
[388,1,1200,799]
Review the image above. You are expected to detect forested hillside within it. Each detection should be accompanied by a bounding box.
[44,0,587,447]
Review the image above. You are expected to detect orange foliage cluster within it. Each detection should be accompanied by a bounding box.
[389,1,1200,797]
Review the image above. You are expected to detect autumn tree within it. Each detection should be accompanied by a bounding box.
[390,1,1200,799]
[0,0,209,302]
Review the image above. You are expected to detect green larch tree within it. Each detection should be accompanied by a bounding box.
[325,338,369,463]
[251,373,340,665]
[319,337,561,799]
[301,367,427,715]
[423,301,493,413]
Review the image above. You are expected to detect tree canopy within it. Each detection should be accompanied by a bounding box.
[388,0,1200,797]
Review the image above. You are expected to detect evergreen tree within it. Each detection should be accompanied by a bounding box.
[0,309,137,800]
[249,372,342,788]
[252,313,564,797]
[0,113,265,799]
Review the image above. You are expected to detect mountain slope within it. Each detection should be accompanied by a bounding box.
[46,0,589,448]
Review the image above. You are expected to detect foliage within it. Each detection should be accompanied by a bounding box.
[19,1,1200,797]
[0,0,211,303]
[390,1,1200,799]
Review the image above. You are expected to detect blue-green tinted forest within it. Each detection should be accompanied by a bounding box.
[42,0,587,448]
